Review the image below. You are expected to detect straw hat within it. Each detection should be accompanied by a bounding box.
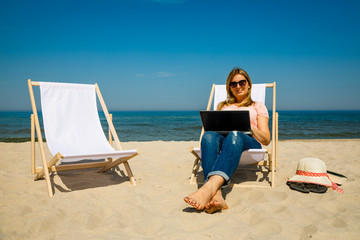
[288,158,333,187]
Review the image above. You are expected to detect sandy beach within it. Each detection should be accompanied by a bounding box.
[0,139,359,239]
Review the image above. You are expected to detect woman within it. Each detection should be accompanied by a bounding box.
[184,67,271,213]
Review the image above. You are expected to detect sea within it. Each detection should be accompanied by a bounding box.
[0,110,360,142]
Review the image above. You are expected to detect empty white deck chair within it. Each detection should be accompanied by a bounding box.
[190,83,278,187]
[28,79,139,197]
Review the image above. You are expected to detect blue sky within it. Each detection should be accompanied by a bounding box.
[1,0,359,111]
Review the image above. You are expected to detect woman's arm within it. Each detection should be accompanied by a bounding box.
[251,116,271,146]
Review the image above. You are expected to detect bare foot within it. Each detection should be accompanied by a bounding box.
[205,190,228,214]
[184,186,214,210]
[184,175,225,211]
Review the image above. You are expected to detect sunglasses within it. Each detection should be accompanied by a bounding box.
[229,80,247,88]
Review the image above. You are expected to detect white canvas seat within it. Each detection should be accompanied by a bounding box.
[190,83,278,187]
[28,80,139,197]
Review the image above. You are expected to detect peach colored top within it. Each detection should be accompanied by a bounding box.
[221,102,269,130]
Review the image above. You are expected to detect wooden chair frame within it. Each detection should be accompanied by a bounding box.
[190,82,278,188]
[28,79,138,197]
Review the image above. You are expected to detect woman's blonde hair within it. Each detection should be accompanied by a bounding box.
[217,67,254,110]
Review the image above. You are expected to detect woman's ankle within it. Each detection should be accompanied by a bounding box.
[205,175,225,194]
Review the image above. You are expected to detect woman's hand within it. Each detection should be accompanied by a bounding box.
[251,116,271,145]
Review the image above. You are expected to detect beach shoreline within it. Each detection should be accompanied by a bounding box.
[1,139,359,239]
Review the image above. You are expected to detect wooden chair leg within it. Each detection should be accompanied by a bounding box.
[269,153,275,188]
[97,154,138,186]
[123,161,136,186]
[35,153,62,180]
[31,114,35,175]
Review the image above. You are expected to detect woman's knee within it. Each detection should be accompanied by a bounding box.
[226,131,247,144]
[201,131,219,144]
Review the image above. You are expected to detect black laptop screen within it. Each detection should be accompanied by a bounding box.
[200,110,251,135]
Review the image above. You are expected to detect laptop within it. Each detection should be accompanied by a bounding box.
[200,110,252,136]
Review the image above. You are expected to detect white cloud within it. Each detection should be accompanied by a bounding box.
[155,71,174,78]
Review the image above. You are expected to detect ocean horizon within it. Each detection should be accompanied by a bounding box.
[1,110,360,142]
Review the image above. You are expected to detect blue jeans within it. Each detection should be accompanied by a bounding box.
[201,131,261,186]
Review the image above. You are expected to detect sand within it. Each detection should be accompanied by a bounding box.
[0,139,359,240]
